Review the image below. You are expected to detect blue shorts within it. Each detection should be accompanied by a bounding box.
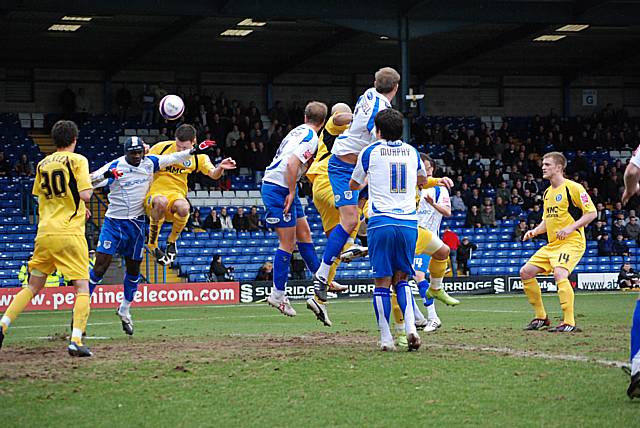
[413,254,431,273]
[261,181,305,228]
[328,155,360,208]
[97,217,148,261]
[368,221,418,278]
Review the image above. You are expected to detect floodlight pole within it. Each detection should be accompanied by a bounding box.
[399,15,410,142]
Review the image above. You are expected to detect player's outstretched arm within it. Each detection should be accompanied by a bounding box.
[424,191,452,217]
[90,162,123,188]
[623,162,640,204]
[523,220,546,241]
[423,176,453,189]
[209,157,237,180]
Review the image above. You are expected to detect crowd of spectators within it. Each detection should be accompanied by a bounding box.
[0,151,36,178]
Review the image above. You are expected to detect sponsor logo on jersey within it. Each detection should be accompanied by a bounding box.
[555,194,562,202]
[266,217,280,224]
[580,192,589,204]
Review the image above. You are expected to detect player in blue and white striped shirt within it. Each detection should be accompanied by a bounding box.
[350,109,452,351]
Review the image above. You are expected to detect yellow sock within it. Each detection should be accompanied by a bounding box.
[1,287,34,332]
[168,212,189,243]
[523,278,547,319]
[428,257,447,280]
[327,258,339,285]
[71,293,91,345]
[147,218,164,250]
[391,293,404,325]
[557,279,575,326]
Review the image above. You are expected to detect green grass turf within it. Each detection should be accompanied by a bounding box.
[0,292,638,427]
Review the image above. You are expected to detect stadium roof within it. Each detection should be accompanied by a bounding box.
[2,0,640,80]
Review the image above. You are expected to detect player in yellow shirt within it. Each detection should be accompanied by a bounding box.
[144,124,236,265]
[520,152,596,332]
[0,120,95,357]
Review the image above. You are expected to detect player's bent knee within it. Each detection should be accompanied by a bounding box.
[519,266,534,280]
[553,268,569,281]
[173,199,190,216]
[153,196,169,210]
[433,244,450,260]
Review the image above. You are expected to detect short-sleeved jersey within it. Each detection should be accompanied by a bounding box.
[306,115,349,183]
[418,186,450,234]
[332,88,391,157]
[542,179,595,245]
[147,140,215,198]
[263,124,318,188]
[352,140,426,223]
[92,150,194,219]
[33,151,92,236]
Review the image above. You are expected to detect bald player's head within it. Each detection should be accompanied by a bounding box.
[331,103,352,115]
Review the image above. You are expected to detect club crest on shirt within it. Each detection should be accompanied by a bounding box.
[183,160,192,167]
[103,240,112,249]
[283,213,292,222]
[555,194,562,202]
[344,190,353,200]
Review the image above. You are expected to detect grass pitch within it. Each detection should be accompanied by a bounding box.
[0,292,638,427]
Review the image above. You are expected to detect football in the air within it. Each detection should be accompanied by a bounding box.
[159,94,185,120]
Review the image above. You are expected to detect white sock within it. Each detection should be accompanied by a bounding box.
[430,277,443,290]
[395,322,405,334]
[401,287,417,336]
[271,288,285,299]
[118,299,132,315]
[427,303,438,320]
[1,315,11,329]
[632,351,640,376]
[413,299,426,322]
[315,262,332,282]
[71,328,83,340]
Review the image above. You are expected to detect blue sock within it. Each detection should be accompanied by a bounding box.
[273,248,292,292]
[373,287,392,342]
[417,280,434,307]
[297,242,319,273]
[631,300,640,370]
[89,269,103,295]
[123,273,141,303]
[395,281,416,331]
[322,224,350,265]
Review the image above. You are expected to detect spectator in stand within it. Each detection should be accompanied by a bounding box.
[465,205,482,228]
[464,188,482,209]
[208,255,234,281]
[496,181,510,202]
[451,190,466,212]
[254,141,270,184]
[527,203,543,225]
[59,86,76,118]
[612,217,627,238]
[203,209,222,230]
[522,189,535,211]
[116,84,132,121]
[158,127,170,142]
[506,196,524,219]
[523,173,539,194]
[480,203,496,227]
[590,187,604,206]
[442,226,459,277]
[141,84,155,124]
[232,207,249,231]
[256,262,274,281]
[187,208,205,232]
[590,220,606,240]
[247,205,263,231]
[595,202,608,223]
[219,207,233,230]
[457,237,477,276]
[513,220,528,241]
[598,233,613,256]
[626,216,640,241]
[494,196,507,221]
[612,201,627,219]
[226,124,241,147]
[618,262,640,289]
[613,234,630,257]
[14,153,34,177]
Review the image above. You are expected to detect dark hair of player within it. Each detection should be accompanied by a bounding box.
[51,120,79,148]
[374,108,403,141]
[304,101,328,126]
[175,124,197,143]
[374,67,401,94]
[420,152,438,176]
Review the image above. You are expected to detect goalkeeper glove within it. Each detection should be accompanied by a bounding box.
[191,140,216,155]
[103,168,123,180]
